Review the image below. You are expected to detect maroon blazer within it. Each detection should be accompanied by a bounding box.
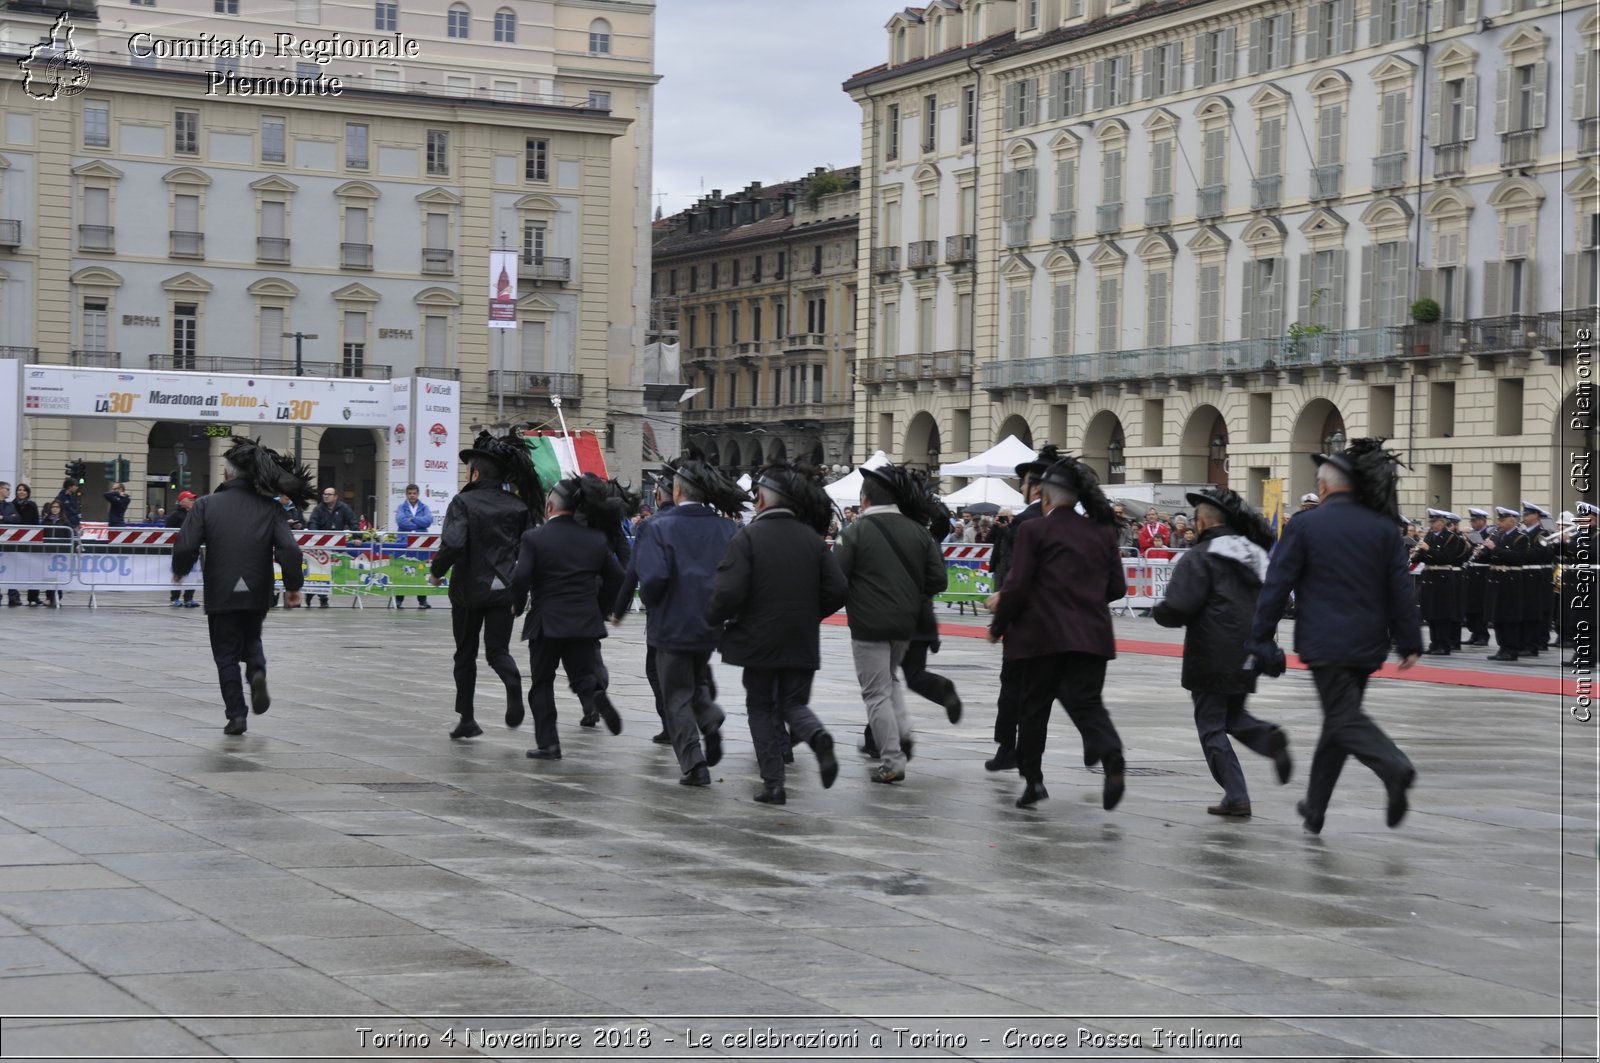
[989,505,1125,661]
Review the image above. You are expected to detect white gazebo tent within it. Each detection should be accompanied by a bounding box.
[940,477,1025,509]
[937,435,1037,478]
[824,450,891,507]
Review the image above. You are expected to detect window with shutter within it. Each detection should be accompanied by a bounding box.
[1145,270,1169,347]
[1008,288,1028,359]
[84,187,109,227]
[1258,117,1282,177]
[1053,282,1074,355]
[1198,264,1222,343]
[344,207,366,245]
[1103,149,1123,204]
[1202,128,1226,186]
[520,321,546,373]
[1380,90,1407,155]
[1098,276,1120,352]
[257,306,283,364]
[1317,101,1343,166]
[424,315,447,368]
[1057,158,1077,212]
[1150,139,1173,195]
[261,201,285,240]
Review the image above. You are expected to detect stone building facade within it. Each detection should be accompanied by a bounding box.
[653,168,860,473]
[847,0,1595,513]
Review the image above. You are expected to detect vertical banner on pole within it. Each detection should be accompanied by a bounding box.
[386,378,412,529]
[488,250,518,330]
[410,377,460,518]
[1263,478,1285,539]
[0,359,21,486]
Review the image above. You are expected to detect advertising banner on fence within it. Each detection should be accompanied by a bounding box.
[0,359,20,486]
[408,377,459,516]
[0,549,202,591]
[387,378,412,529]
[23,365,395,428]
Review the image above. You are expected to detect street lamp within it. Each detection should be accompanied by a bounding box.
[1323,428,1346,453]
[282,331,318,459]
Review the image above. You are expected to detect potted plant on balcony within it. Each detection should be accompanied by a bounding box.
[1281,288,1328,366]
[1408,297,1441,354]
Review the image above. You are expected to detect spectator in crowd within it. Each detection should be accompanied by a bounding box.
[39,499,73,607]
[55,480,82,528]
[942,519,965,544]
[1111,503,1139,552]
[393,483,434,610]
[1138,507,1172,553]
[1179,527,1199,549]
[103,482,132,527]
[278,494,305,529]
[155,507,166,522]
[0,482,19,606]
[13,484,39,606]
[167,491,199,608]
[961,519,979,544]
[307,487,358,608]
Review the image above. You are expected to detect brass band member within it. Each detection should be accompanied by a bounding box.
[1481,506,1533,662]
[1416,508,1470,655]
[1461,508,1493,645]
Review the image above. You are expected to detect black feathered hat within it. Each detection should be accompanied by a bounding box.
[552,472,627,533]
[223,436,314,507]
[459,430,546,517]
[672,459,750,518]
[1014,442,1062,482]
[754,461,834,536]
[1311,437,1406,521]
[1038,455,1116,526]
[1185,486,1275,551]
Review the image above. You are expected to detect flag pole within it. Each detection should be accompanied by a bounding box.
[550,395,574,476]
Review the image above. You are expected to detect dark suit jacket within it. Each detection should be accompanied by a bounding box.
[633,502,738,652]
[704,507,847,670]
[510,514,623,641]
[171,478,303,613]
[430,481,531,609]
[1250,491,1424,667]
[990,505,1124,661]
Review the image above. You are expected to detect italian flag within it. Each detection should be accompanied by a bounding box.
[523,432,609,491]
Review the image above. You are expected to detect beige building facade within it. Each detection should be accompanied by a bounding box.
[847,0,1595,515]
[654,169,860,473]
[0,0,656,519]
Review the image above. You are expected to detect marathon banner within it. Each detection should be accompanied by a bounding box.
[24,364,395,427]
[386,378,412,526]
[0,357,21,486]
[406,377,459,518]
[0,547,201,591]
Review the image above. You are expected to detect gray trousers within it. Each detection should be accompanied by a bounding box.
[852,639,910,772]
[744,667,825,789]
[656,648,725,773]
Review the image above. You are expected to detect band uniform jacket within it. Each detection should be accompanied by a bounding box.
[1151,526,1270,694]
[1251,492,1424,668]
[632,502,739,653]
[430,480,531,609]
[989,505,1124,662]
[1417,529,1470,620]
[171,478,304,613]
[988,499,1042,587]
[705,507,847,671]
[510,513,624,642]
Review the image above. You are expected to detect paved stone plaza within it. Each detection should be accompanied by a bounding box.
[0,598,1593,1060]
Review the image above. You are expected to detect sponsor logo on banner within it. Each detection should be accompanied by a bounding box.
[22,365,395,427]
[429,423,447,447]
[394,423,406,444]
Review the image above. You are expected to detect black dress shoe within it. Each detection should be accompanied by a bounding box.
[754,787,786,805]
[1016,781,1049,808]
[1102,770,1126,811]
[651,730,671,744]
[1423,646,1450,656]
[418,599,432,609]
[1207,802,1253,817]
[1486,651,1519,662]
[594,691,622,735]
[450,719,483,739]
[680,763,711,786]
[578,713,599,728]
[1297,799,1325,835]
[1385,767,1416,828]
[702,727,723,767]
[942,691,963,725]
[985,746,1017,772]
[525,746,562,760]
[1467,635,1490,646]
[859,738,881,758]
[781,751,794,764]
[900,738,914,762]
[223,717,247,736]
[248,671,271,715]
[506,700,525,729]
[1268,728,1292,785]
[811,732,838,789]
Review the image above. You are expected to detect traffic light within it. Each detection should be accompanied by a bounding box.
[178,470,193,491]
[168,470,179,490]
[101,458,118,481]
[65,459,87,484]
[117,458,131,482]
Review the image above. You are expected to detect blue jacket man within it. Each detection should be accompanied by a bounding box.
[393,483,434,609]
[1250,444,1423,834]
[609,473,676,743]
[628,461,742,786]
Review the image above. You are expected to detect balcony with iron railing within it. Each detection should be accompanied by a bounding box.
[70,350,120,367]
[0,346,37,360]
[256,236,290,264]
[1144,195,1171,228]
[682,404,757,424]
[1095,203,1123,235]
[783,333,828,352]
[522,256,572,282]
[1250,176,1281,211]
[340,242,373,270]
[1050,210,1077,241]
[146,353,393,378]
[1582,117,1600,158]
[421,248,454,275]
[685,346,720,366]
[772,399,853,422]
[78,224,114,252]
[1501,129,1538,170]
[169,231,203,258]
[733,340,779,360]
[1310,164,1342,201]
[1372,153,1407,191]
[1432,142,1469,180]
[871,246,900,275]
[1004,219,1030,247]
[0,219,20,247]
[487,370,584,403]
[1196,185,1226,220]
[945,234,975,265]
[906,240,938,269]
[857,349,973,386]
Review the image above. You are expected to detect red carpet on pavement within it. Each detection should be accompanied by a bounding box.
[820,615,1583,697]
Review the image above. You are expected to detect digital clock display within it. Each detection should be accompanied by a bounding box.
[203,425,235,438]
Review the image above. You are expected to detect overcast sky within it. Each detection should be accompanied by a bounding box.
[652,0,888,216]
